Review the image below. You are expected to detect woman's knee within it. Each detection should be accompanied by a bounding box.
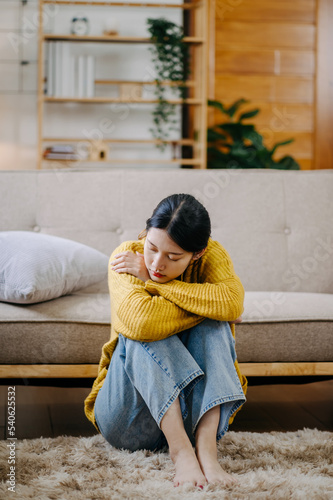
[96,406,163,452]
[205,318,234,341]
[192,317,230,330]
[179,318,236,365]
[184,318,233,341]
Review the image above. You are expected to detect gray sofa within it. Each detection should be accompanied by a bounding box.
[1,168,332,379]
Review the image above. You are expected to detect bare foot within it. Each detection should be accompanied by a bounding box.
[195,405,238,487]
[197,453,238,487]
[171,447,207,488]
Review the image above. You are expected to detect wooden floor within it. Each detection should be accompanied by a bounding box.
[1,378,332,440]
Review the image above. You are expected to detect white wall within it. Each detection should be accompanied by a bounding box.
[0,0,184,170]
[0,0,39,170]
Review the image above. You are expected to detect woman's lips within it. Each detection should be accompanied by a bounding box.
[151,270,164,278]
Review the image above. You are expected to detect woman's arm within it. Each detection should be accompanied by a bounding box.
[144,240,244,322]
[144,279,244,322]
[109,242,204,342]
[114,285,204,341]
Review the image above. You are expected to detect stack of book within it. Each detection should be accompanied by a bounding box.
[47,42,95,98]
[43,145,80,160]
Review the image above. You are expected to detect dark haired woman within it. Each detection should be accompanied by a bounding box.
[85,194,247,489]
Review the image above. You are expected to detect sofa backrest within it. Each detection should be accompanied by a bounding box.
[1,168,332,293]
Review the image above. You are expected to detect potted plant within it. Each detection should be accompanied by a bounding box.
[207,99,300,169]
[147,17,190,149]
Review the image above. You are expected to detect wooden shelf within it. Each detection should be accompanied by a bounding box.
[43,138,195,145]
[94,79,196,87]
[37,0,208,169]
[43,78,196,86]
[43,34,204,44]
[43,96,203,104]
[43,77,196,87]
[43,1,196,8]
[42,158,203,165]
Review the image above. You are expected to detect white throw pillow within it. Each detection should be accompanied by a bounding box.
[0,231,109,304]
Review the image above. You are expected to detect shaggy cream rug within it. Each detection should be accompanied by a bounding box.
[1,428,332,499]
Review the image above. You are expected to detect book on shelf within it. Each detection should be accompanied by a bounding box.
[43,145,80,160]
[47,41,95,98]
[85,55,95,98]
[46,42,54,96]
[61,42,73,97]
[44,153,80,160]
[77,55,85,98]
[44,145,75,153]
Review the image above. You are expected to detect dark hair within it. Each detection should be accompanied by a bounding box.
[139,194,211,253]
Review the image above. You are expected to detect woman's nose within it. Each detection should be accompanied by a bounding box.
[153,254,166,270]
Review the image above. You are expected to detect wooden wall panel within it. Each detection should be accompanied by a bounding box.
[211,0,317,169]
[216,50,315,76]
[263,132,313,159]
[215,23,316,50]
[213,103,313,132]
[215,76,314,104]
[215,0,316,23]
[280,52,315,76]
[314,0,333,169]
[296,159,313,170]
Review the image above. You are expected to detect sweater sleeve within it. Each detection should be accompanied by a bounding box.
[144,240,244,322]
[109,242,204,342]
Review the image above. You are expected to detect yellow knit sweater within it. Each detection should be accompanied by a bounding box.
[84,237,247,431]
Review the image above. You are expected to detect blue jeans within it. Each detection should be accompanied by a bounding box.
[94,318,246,452]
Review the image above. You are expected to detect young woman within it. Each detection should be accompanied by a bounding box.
[84,193,247,489]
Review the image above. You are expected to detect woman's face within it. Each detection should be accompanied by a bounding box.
[144,228,195,283]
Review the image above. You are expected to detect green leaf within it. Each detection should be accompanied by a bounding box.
[225,99,248,118]
[207,99,226,114]
[217,123,244,141]
[207,147,230,158]
[239,108,260,121]
[229,142,250,158]
[218,123,260,144]
[207,129,227,142]
[270,138,294,156]
[256,148,271,162]
[206,98,300,170]
[243,129,264,149]
[147,17,189,145]
[271,155,300,170]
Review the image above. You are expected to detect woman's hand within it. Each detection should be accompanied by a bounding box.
[110,251,150,282]
[229,316,243,324]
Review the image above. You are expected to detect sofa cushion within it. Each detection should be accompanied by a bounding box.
[1,318,331,364]
[0,280,110,323]
[236,321,333,363]
[2,289,331,324]
[0,289,332,364]
[0,281,111,364]
[0,231,109,304]
[243,291,333,322]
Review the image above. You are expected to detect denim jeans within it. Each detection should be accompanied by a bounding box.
[94,318,246,452]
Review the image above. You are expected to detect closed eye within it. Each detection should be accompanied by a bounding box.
[148,244,181,261]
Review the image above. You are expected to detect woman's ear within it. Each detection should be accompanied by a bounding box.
[192,248,206,261]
